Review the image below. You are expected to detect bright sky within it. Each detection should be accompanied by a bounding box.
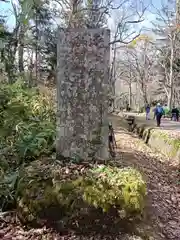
[0,1,15,30]
[0,0,170,31]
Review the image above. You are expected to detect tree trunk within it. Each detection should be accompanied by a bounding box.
[167,92,173,109]
[5,48,16,84]
[139,78,148,105]
[4,36,19,83]
[143,92,148,105]
[35,7,39,86]
[5,60,14,84]
[128,81,132,108]
[109,44,117,108]
[27,49,34,87]
[168,35,175,109]
[18,26,25,73]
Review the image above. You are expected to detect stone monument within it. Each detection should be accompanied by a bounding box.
[56,28,110,160]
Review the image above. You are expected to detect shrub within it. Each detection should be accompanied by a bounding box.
[16,163,147,224]
[79,165,147,217]
[0,80,55,162]
[0,80,56,210]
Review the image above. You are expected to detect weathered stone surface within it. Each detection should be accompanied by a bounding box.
[56,28,110,160]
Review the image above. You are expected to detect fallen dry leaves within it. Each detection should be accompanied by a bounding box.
[112,114,180,240]
[0,211,148,240]
[0,115,180,240]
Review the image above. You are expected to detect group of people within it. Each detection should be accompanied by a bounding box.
[145,103,180,127]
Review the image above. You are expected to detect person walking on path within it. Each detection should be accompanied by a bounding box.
[163,104,169,118]
[177,108,180,121]
[145,104,151,120]
[155,103,164,127]
[171,106,179,121]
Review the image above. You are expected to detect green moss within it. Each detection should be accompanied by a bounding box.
[152,131,170,142]
[16,161,147,224]
[149,131,180,157]
[121,116,180,158]
[172,138,180,150]
[170,138,180,157]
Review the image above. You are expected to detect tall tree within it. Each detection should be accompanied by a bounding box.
[122,36,156,105]
[152,0,179,108]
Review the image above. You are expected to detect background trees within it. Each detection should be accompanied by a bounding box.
[112,0,180,110]
[1,0,180,109]
[151,0,180,108]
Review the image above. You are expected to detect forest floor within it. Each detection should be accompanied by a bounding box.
[0,115,180,240]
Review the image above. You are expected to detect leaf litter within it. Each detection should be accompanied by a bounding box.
[0,116,180,240]
[112,115,180,240]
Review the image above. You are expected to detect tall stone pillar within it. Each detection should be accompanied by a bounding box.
[56,28,110,160]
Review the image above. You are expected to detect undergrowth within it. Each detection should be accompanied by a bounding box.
[0,80,56,210]
[0,80,147,226]
[17,163,147,224]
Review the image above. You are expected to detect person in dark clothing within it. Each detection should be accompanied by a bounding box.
[145,104,151,120]
[155,103,164,127]
[171,106,179,121]
[126,103,131,112]
[108,122,116,157]
[177,110,179,121]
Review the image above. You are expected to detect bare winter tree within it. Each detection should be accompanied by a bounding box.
[109,0,148,45]
[116,54,135,108]
[108,0,148,109]
[120,37,156,106]
[151,0,180,108]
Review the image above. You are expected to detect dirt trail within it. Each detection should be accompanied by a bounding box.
[111,115,180,240]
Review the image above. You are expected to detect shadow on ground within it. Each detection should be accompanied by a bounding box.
[54,207,143,239]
